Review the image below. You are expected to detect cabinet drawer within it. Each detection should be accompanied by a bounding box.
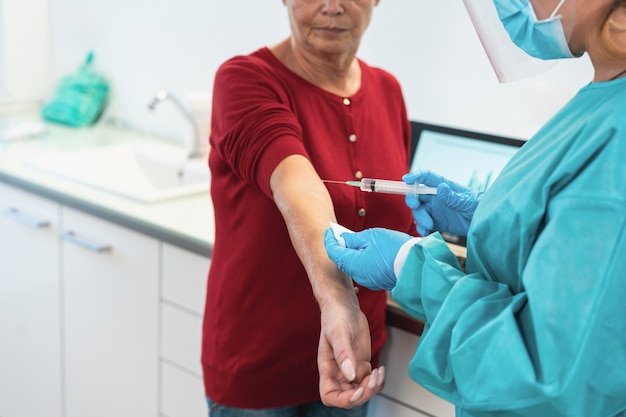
[0,182,58,228]
[162,243,209,315]
[161,362,207,417]
[161,303,203,375]
[380,327,455,417]
[0,183,62,417]
[62,207,160,417]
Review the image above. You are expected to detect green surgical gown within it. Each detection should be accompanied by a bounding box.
[392,77,626,417]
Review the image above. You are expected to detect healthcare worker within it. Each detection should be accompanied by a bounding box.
[324,0,626,415]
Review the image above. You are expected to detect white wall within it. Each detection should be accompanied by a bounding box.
[0,1,5,101]
[360,0,593,139]
[0,0,51,103]
[0,1,4,99]
[48,0,291,140]
[7,0,595,140]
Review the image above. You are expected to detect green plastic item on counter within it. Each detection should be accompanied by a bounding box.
[41,52,109,127]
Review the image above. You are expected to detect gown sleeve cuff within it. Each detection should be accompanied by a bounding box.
[394,237,422,278]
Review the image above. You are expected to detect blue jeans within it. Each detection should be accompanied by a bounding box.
[207,397,369,417]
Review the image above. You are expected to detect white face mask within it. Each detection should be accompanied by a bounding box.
[493,0,576,60]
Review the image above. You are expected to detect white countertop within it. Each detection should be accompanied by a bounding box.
[0,107,215,256]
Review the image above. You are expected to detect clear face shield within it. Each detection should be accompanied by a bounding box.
[463,0,577,83]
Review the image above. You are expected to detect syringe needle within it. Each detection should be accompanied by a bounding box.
[322,179,362,187]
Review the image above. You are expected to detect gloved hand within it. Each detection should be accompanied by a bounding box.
[403,170,480,237]
[324,227,412,291]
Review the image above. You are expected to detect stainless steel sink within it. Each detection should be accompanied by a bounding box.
[24,142,210,203]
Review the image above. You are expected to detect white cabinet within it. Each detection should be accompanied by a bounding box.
[0,183,63,417]
[61,207,159,417]
[160,243,209,417]
[1,182,213,417]
[1,180,454,417]
[367,327,456,417]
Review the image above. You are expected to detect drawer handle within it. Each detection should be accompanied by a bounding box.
[59,231,112,253]
[1,207,51,229]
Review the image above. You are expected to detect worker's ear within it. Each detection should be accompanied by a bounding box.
[601,3,626,59]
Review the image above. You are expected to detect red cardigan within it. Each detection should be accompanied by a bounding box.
[202,47,415,408]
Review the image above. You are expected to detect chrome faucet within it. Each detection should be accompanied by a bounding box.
[148,90,204,159]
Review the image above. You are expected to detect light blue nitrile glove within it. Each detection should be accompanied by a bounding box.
[324,228,412,291]
[403,170,481,237]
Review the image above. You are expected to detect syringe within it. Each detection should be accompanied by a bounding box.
[324,178,437,196]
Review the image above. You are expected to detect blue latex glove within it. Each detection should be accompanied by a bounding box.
[403,170,481,237]
[324,228,412,291]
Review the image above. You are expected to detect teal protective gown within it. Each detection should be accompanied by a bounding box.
[392,76,626,417]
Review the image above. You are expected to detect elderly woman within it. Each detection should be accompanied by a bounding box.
[325,0,626,416]
[202,0,415,415]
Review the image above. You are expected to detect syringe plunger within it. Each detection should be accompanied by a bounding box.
[349,178,437,196]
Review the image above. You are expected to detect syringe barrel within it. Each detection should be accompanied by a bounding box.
[359,178,437,195]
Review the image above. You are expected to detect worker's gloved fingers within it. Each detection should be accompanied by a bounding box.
[324,229,367,282]
[324,228,347,262]
[457,191,479,212]
[353,268,396,292]
[405,170,470,195]
[405,193,419,210]
[401,174,478,237]
[405,192,435,237]
[405,192,434,210]
[325,228,410,291]
[412,209,434,236]
[340,231,368,250]
[438,184,479,215]
[437,183,463,208]
[403,170,445,188]
[402,172,420,185]
[338,233,388,289]
[438,184,464,209]
[426,185,477,236]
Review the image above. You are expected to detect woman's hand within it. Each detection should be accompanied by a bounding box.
[318,299,385,408]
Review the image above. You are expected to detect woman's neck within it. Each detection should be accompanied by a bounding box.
[270,38,362,97]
